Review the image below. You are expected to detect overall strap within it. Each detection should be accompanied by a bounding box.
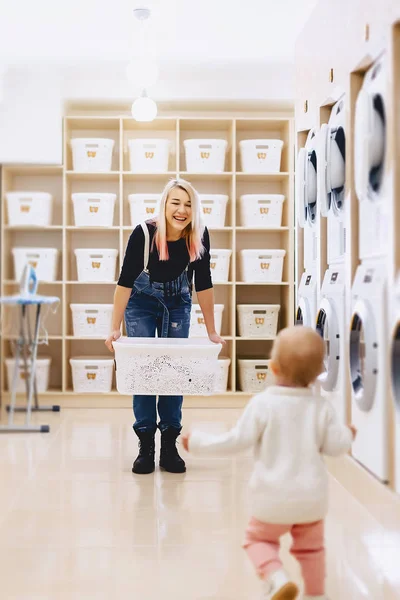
[140,222,150,272]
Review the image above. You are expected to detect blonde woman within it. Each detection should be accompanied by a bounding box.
[105,179,224,475]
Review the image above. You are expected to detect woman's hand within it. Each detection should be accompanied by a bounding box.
[105,330,121,352]
[208,331,226,345]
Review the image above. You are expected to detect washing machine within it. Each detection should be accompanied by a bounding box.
[349,260,389,482]
[296,271,317,327]
[318,95,346,265]
[315,267,346,422]
[296,128,318,272]
[391,274,400,493]
[354,54,389,261]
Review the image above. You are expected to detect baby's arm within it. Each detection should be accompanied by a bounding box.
[320,401,354,457]
[183,395,264,457]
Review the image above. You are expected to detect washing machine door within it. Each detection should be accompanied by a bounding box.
[316,298,340,391]
[296,297,310,326]
[318,123,330,217]
[296,147,307,227]
[354,83,386,202]
[391,320,400,416]
[349,300,378,411]
[306,147,317,227]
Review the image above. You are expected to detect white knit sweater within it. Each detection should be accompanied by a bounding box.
[189,386,353,524]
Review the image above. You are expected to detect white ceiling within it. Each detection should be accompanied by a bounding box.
[0,0,318,66]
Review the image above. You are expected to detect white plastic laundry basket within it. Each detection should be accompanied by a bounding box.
[239,194,285,228]
[6,357,51,393]
[128,193,160,227]
[239,249,286,283]
[128,139,171,173]
[199,194,228,228]
[237,305,280,338]
[113,337,222,395]
[70,304,114,338]
[6,192,53,227]
[184,139,228,172]
[70,357,114,393]
[72,193,116,227]
[75,249,118,282]
[238,359,272,393]
[239,139,284,173]
[215,358,231,393]
[209,249,232,283]
[12,247,59,282]
[190,304,224,337]
[71,138,115,172]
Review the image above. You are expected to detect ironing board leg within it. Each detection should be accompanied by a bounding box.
[0,304,50,434]
[6,303,61,415]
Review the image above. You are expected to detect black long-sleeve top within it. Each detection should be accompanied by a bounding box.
[118,221,213,292]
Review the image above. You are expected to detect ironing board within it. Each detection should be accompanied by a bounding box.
[0,266,60,433]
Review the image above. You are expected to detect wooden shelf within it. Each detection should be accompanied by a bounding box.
[1,110,294,406]
[236,227,289,232]
[4,225,63,231]
[66,171,120,180]
[179,172,233,180]
[236,172,289,182]
[236,281,290,286]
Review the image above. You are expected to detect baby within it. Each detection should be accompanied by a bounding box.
[183,326,356,600]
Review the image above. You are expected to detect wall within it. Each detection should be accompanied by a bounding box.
[0,61,295,164]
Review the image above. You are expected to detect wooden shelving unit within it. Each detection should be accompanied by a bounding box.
[1,113,294,405]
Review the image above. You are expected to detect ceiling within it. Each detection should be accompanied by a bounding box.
[0,0,319,66]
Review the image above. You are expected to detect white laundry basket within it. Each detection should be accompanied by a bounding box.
[113,337,222,395]
[70,304,114,338]
[239,139,284,173]
[239,249,286,283]
[190,304,224,337]
[72,193,116,227]
[237,305,280,338]
[238,359,272,393]
[6,357,51,393]
[239,195,285,228]
[199,194,228,228]
[128,193,160,227]
[209,249,232,282]
[128,139,171,173]
[12,248,59,282]
[75,249,118,282]
[70,357,114,393]
[184,139,228,172]
[6,192,53,227]
[215,358,231,393]
[71,138,115,172]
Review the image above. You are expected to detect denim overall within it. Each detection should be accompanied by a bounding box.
[124,223,192,432]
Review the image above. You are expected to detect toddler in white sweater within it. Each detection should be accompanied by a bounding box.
[182,326,356,600]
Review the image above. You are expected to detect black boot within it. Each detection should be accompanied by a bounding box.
[159,427,186,473]
[132,428,156,474]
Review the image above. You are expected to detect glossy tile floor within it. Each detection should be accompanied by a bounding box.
[0,407,399,600]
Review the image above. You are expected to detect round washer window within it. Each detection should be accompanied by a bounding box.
[349,310,376,412]
[296,306,304,326]
[392,322,400,413]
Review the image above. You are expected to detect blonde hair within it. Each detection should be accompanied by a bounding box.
[271,326,325,387]
[154,178,205,262]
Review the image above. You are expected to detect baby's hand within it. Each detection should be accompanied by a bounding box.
[182,433,191,452]
[348,425,357,440]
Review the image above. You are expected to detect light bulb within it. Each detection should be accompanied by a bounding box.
[131,94,158,122]
[126,57,159,88]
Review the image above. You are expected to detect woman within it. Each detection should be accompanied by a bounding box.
[105,178,224,475]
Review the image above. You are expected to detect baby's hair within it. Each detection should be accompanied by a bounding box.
[271,326,325,386]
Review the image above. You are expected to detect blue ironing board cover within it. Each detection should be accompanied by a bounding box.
[0,265,59,306]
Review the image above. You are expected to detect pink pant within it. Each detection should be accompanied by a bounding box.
[243,517,325,596]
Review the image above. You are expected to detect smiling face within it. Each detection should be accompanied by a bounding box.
[165,186,193,239]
